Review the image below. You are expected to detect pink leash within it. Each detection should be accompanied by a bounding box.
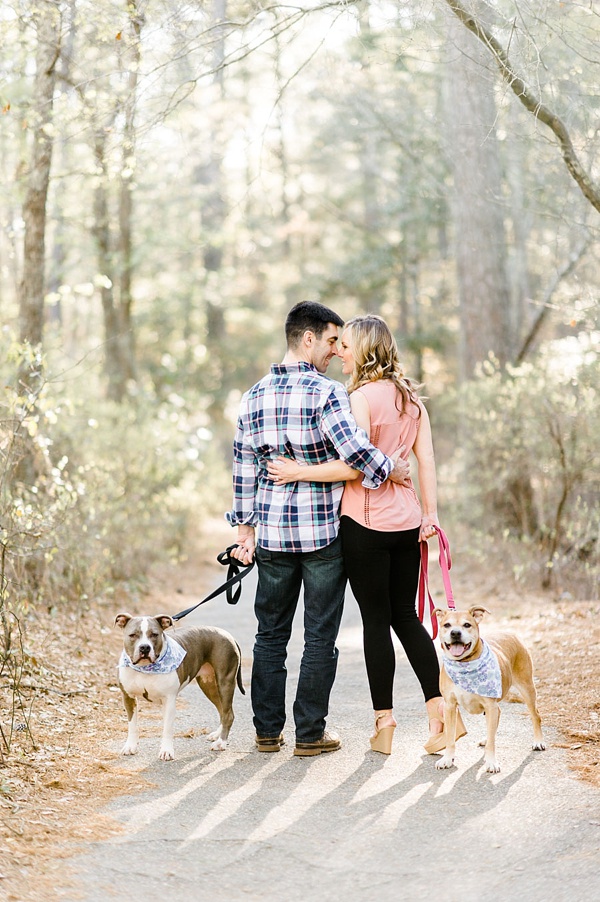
[418,525,455,639]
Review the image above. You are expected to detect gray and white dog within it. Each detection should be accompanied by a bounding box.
[115,613,245,761]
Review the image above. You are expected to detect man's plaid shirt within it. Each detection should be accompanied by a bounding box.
[226,362,392,552]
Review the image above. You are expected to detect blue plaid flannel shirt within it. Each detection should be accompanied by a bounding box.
[226,362,393,552]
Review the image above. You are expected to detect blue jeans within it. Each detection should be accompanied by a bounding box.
[251,536,346,742]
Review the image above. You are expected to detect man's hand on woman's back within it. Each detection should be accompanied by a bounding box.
[388,446,410,486]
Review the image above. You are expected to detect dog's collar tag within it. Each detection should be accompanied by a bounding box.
[442,639,502,698]
[119,634,187,674]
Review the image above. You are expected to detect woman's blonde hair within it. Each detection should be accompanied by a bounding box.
[344,314,422,414]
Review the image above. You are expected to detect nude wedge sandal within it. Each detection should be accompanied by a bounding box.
[370,712,396,755]
[423,708,467,754]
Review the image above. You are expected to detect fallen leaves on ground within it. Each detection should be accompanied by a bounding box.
[0,525,598,901]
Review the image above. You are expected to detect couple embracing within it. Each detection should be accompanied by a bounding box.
[228,301,463,757]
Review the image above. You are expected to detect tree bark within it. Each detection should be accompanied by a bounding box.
[117,0,144,391]
[273,30,292,258]
[505,136,531,347]
[18,0,62,395]
[47,0,76,329]
[201,0,230,448]
[443,1,512,377]
[93,125,127,401]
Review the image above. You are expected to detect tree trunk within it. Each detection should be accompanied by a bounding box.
[505,136,531,348]
[18,0,61,396]
[356,0,383,313]
[117,0,144,391]
[47,0,76,330]
[443,1,512,378]
[273,34,291,258]
[201,0,230,447]
[443,2,536,536]
[202,0,227,279]
[93,126,126,402]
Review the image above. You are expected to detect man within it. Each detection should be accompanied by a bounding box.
[227,301,408,756]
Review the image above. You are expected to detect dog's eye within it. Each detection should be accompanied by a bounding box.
[443,623,451,629]
[463,622,472,629]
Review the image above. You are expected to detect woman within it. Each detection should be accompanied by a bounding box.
[267,314,465,755]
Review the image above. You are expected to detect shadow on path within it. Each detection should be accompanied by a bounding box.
[68,571,600,902]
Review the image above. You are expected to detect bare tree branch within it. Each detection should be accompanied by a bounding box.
[515,236,590,364]
[444,0,600,216]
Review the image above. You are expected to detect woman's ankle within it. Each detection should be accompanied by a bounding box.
[425,697,444,734]
[373,709,396,730]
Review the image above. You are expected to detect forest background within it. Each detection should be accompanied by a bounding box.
[1,0,599,774]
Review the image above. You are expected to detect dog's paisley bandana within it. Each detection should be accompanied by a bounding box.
[119,634,187,674]
[442,639,502,698]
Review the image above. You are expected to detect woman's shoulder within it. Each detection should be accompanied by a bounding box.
[356,379,394,397]
[359,379,421,416]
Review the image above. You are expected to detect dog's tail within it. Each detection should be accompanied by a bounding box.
[236,641,246,695]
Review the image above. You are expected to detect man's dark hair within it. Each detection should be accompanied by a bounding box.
[285,301,344,348]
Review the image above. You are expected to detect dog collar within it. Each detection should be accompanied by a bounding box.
[119,634,187,674]
[442,639,502,698]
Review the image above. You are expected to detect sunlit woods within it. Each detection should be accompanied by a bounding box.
[0,0,599,649]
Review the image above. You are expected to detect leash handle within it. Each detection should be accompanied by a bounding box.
[171,545,255,622]
[216,545,254,605]
[418,525,455,639]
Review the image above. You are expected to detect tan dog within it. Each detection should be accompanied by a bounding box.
[434,606,545,773]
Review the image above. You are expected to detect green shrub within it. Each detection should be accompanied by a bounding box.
[0,339,232,617]
[438,343,599,595]
[1,335,235,756]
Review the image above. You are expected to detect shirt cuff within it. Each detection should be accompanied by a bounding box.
[360,454,393,489]
[225,511,258,527]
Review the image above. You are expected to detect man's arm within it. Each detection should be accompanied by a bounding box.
[350,390,410,485]
[226,413,259,561]
[388,448,411,486]
[267,449,408,485]
[321,384,408,488]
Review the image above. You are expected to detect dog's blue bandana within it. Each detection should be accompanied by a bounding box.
[119,634,187,674]
[442,639,502,698]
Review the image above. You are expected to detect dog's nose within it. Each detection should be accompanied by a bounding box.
[450,629,463,641]
[138,644,151,656]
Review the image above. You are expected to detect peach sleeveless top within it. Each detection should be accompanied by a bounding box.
[341,380,422,532]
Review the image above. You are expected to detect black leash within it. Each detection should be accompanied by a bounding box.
[171,545,255,622]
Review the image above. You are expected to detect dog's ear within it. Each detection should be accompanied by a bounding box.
[155,615,174,631]
[115,612,132,629]
[433,607,447,621]
[469,605,491,622]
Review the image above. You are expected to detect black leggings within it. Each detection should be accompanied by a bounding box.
[340,516,440,710]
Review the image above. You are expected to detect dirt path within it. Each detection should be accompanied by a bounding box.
[1,520,599,901]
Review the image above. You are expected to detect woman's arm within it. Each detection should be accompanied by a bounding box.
[267,389,409,485]
[267,456,360,485]
[349,389,370,432]
[412,404,439,541]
